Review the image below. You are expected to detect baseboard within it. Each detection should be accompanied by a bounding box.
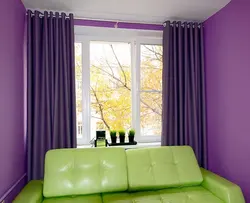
[0,174,27,203]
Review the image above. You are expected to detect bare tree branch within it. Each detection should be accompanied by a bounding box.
[91,86,110,130]
[105,58,115,76]
[93,65,131,90]
[95,64,161,115]
[90,44,162,131]
[142,45,162,62]
[110,44,128,86]
[141,102,161,115]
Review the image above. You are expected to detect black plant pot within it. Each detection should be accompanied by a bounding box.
[111,136,117,144]
[120,136,125,143]
[129,136,134,143]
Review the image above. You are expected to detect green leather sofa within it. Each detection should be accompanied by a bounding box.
[13,146,245,203]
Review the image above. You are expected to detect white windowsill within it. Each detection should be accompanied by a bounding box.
[77,142,161,149]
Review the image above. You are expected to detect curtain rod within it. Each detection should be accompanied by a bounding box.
[27,10,72,18]
[166,21,202,27]
[74,19,203,29]
[27,10,202,27]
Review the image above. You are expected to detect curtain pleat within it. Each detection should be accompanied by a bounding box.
[162,21,207,168]
[27,10,76,180]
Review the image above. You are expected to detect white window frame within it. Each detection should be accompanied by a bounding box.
[75,26,162,145]
[135,39,162,143]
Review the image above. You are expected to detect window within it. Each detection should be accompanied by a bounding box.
[90,42,132,141]
[140,45,162,137]
[75,27,162,145]
[75,43,83,139]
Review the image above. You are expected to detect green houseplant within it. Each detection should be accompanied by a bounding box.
[128,129,135,143]
[110,130,117,144]
[119,130,126,143]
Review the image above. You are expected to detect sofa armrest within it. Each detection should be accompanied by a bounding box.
[13,180,43,203]
[200,168,245,203]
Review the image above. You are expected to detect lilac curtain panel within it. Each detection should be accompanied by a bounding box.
[27,10,76,180]
[162,21,207,168]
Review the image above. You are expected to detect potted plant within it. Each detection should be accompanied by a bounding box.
[110,130,117,144]
[128,129,135,143]
[119,130,126,143]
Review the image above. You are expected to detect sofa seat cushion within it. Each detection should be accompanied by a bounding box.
[42,194,102,203]
[126,146,203,191]
[159,187,224,203]
[102,191,160,203]
[102,187,224,203]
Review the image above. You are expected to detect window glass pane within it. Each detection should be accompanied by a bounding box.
[141,45,162,91]
[75,43,83,138]
[140,45,162,136]
[90,42,132,140]
[140,92,162,136]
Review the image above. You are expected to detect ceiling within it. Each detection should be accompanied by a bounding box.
[22,0,231,23]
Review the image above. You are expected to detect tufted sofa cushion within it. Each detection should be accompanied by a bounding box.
[43,194,103,203]
[43,148,128,198]
[102,187,224,203]
[126,146,203,191]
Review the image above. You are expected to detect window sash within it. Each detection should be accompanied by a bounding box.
[135,42,161,143]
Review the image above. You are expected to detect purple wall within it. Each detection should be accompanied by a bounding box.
[0,0,26,201]
[204,0,250,201]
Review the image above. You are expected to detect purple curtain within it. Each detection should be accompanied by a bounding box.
[162,21,207,168]
[27,10,76,180]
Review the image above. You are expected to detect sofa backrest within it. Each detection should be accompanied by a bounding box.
[43,148,128,198]
[126,146,203,191]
